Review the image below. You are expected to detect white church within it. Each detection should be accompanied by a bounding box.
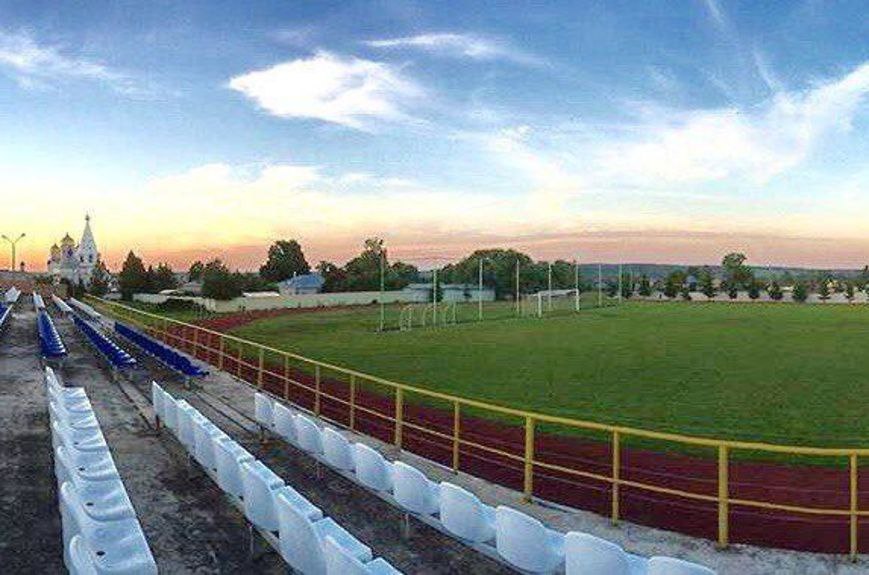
[47,215,100,285]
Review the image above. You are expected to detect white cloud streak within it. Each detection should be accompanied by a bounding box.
[365,32,544,66]
[228,51,423,129]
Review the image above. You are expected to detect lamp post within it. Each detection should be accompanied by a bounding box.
[1,233,25,271]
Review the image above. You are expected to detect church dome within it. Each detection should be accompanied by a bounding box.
[61,233,75,246]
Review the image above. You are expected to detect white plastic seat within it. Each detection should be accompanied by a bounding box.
[273,402,298,444]
[47,381,92,412]
[151,382,165,422]
[161,392,178,432]
[193,418,228,472]
[254,392,275,431]
[49,400,99,430]
[392,461,440,516]
[60,482,157,575]
[175,400,197,450]
[215,438,255,498]
[495,506,565,573]
[295,414,324,455]
[63,473,135,523]
[55,446,118,485]
[439,482,496,543]
[354,443,393,492]
[565,532,648,575]
[648,557,716,575]
[323,535,402,575]
[52,420,108,453]
[277,492,372,575]
[241,460,285,531]
[322,428,356,472]
[68,534,99,575]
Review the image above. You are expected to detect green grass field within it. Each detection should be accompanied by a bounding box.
[228,301,869,447]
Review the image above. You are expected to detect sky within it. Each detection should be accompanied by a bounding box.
[0,0,868,272]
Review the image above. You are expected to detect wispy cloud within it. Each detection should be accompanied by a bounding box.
[365,32,545,67]
[702,0,727,29]
[0,30,154,97]
[228,51,423,129]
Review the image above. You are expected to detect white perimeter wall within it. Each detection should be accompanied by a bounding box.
[134,290,431,313]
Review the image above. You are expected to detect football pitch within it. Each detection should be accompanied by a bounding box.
[225,300,869,447]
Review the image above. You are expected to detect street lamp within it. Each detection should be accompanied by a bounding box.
[1,233,25,271]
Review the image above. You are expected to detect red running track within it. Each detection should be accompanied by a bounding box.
[164,324,866,554]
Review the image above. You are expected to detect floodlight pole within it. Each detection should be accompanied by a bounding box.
[575,259,580,312]
[1,233,25,271]
[432,268,438,325]
[478,258,483,321]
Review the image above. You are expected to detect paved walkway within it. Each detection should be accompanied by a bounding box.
[0,298,64,572]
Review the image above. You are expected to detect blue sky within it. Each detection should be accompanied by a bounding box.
[1,0,868,270]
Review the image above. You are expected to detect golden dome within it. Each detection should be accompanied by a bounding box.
[60,233,75,246]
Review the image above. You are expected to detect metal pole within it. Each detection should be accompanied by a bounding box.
[547,262,552,312]
[1,233,25,271]
[432,268,438,325]
[515,260,520,316]
[478,258,483,321]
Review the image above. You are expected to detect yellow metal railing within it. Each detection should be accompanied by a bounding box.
[86,295,865,558]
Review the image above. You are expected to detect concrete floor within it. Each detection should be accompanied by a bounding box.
[2,296,868,574]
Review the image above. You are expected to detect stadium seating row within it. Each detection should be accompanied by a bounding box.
[254,392,715,575]
[69,298,102,321]
[33,293,46,311]
[38,310,67,359]
[72,314,138,369]
[45,367,157,574]
[151,382,401,575]
[116,322,207,378]
[5,286,21,305]
[0,303,11,333]
[53,294,74,315]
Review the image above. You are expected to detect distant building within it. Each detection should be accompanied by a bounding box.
[402,283,496,303]
[278,273,325,295]
[47,215,100,285]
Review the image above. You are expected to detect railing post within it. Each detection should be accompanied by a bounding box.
[314,365,322,415]
[452,402,461,473]
[191,327,198,358]
[349,375,356,431]
[612,430,620,524]
[283,355,290,400]
[257,348,265,389]
[218,336,225,370]
[524,416,535,501]
[718,444,729,548]
[236,345,243,378]
[394,388,404,448]
[850,453,859,561]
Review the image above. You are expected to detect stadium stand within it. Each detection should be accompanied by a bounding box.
[0,303,11,334]
[69,298,102,321]
[33,293,46,311]
[72,314,137,370]
[45,367,157,574]
[5,286,21,305]
[115,322,207,378]
[52,294,74,316]
[152,382,402,575]
[37,310,67,360]
[252,391,716,575]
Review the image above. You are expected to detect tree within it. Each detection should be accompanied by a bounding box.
[845,282,855,302]
[440,248,537,299]
[188,260,205,282]
[792,281,808,303]
[201,259,242,300]
[727,282,739,300]
[259,240,310,283]
[620,271,633,299]
[768,280,783,301]
[663,271,685,299]
[747,280,761,300]
[118,251,147,300]
[153,263,178,292]
[89,260,110,296]
[680,284,692,301]
[699,268,716,300]
[721,252,754,289]
[817,277,831,302]
[317,261,348,293]
[638,274,652,297]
